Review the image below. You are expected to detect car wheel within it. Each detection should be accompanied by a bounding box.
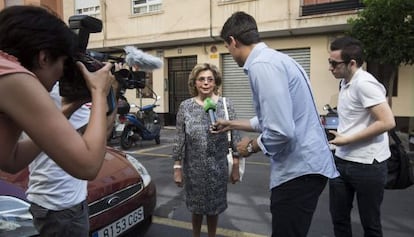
[120,125,134,150]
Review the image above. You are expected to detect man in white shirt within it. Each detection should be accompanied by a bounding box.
[27,82,91,236]
[328,36,395,237]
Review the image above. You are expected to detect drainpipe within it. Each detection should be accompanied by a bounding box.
[101,0,107,48]
[287,0,293,35]
[209,0,220,42]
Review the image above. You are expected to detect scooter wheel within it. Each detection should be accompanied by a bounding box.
[120,126,134,150]
[155,136,160,145]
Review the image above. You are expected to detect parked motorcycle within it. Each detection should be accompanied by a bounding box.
[120,92,161,150]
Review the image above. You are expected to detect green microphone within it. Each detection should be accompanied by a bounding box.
[203,97,217,129]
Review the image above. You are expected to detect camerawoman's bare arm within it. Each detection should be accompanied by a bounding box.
[0,62,114,180]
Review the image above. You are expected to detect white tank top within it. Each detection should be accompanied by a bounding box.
[26,83,89,210]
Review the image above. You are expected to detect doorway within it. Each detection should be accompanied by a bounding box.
[165,56,197,126]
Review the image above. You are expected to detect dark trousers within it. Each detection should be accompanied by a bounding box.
[329,157,387,237]
[270,174,327,237]
[29,200,89,237]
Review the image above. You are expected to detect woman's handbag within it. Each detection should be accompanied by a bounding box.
[223,97,245,181]
[385,130,414,190]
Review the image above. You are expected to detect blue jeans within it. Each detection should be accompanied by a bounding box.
[270,174,327,237]
[329,157,387,237]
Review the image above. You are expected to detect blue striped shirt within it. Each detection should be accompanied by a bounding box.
[244,43,339,189]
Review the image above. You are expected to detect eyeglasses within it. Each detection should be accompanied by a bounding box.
[328,59,348,68]
[196,77,215,83]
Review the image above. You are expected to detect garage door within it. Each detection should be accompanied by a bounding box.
[221,48,310,119]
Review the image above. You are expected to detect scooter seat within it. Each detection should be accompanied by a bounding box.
[141,104,155,111]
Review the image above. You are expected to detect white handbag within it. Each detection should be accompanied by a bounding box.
[223,97,245,181]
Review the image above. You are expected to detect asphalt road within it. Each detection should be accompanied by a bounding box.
[110,127,414,237]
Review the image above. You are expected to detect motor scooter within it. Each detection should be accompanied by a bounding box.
[320,104,338,150]
[107,95,130,142]
[120,91,161,150]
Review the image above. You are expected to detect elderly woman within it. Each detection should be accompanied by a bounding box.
[172,63,241,237]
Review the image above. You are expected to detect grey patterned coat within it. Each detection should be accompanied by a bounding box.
[172,97,241,215]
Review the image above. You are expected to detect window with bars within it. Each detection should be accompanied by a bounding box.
[302,0,364,16]
[132,0,162,15]
[303,0,344,4]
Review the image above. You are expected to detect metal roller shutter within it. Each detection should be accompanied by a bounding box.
[221,55,255,119]
[221,48,310,119]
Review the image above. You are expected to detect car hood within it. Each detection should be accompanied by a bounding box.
[87,147,142,202]
[0,147,143,237]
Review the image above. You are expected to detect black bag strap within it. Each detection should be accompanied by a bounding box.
[389,129,402,145]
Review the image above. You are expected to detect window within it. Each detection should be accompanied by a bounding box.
[75,0,100,18]
[135,72,154,98]
[4,0,23,6]
[218,0,257,5]
[303,0,344,4]
[302,0,364,16]
[75,6,100,17]
[132,0,162,15]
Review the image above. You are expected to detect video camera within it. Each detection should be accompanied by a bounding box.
[60,15,105,100]
[59,15,149,114]
[84,50,148,90]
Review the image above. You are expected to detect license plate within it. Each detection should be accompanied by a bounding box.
[92,206,144,237]
[115,124,125,132]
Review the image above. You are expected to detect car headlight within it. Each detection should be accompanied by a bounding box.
[0,196,35,233]
[125,154,151,187]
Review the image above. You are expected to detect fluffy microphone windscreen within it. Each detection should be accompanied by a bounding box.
[124,46,163,71]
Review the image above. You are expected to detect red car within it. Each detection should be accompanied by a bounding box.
[0,146,156,237]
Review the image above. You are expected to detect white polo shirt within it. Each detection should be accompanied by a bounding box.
[335,68,391,164]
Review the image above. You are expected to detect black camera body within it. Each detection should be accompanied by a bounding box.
[60,52,106,99]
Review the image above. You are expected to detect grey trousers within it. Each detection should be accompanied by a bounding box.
[29,200,89,237]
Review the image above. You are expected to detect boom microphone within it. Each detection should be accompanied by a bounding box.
[124,46,163,71]
[203,97,217,129]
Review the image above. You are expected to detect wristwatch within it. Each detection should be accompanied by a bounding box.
[247,140,254,154]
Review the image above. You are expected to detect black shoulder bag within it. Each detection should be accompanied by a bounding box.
[385,130,414,189]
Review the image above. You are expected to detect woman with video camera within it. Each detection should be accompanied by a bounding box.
[0,6,114,180]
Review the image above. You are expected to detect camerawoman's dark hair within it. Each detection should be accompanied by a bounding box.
[220,11,261,45]
[188,63,222,97]
[0,5,76,70]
